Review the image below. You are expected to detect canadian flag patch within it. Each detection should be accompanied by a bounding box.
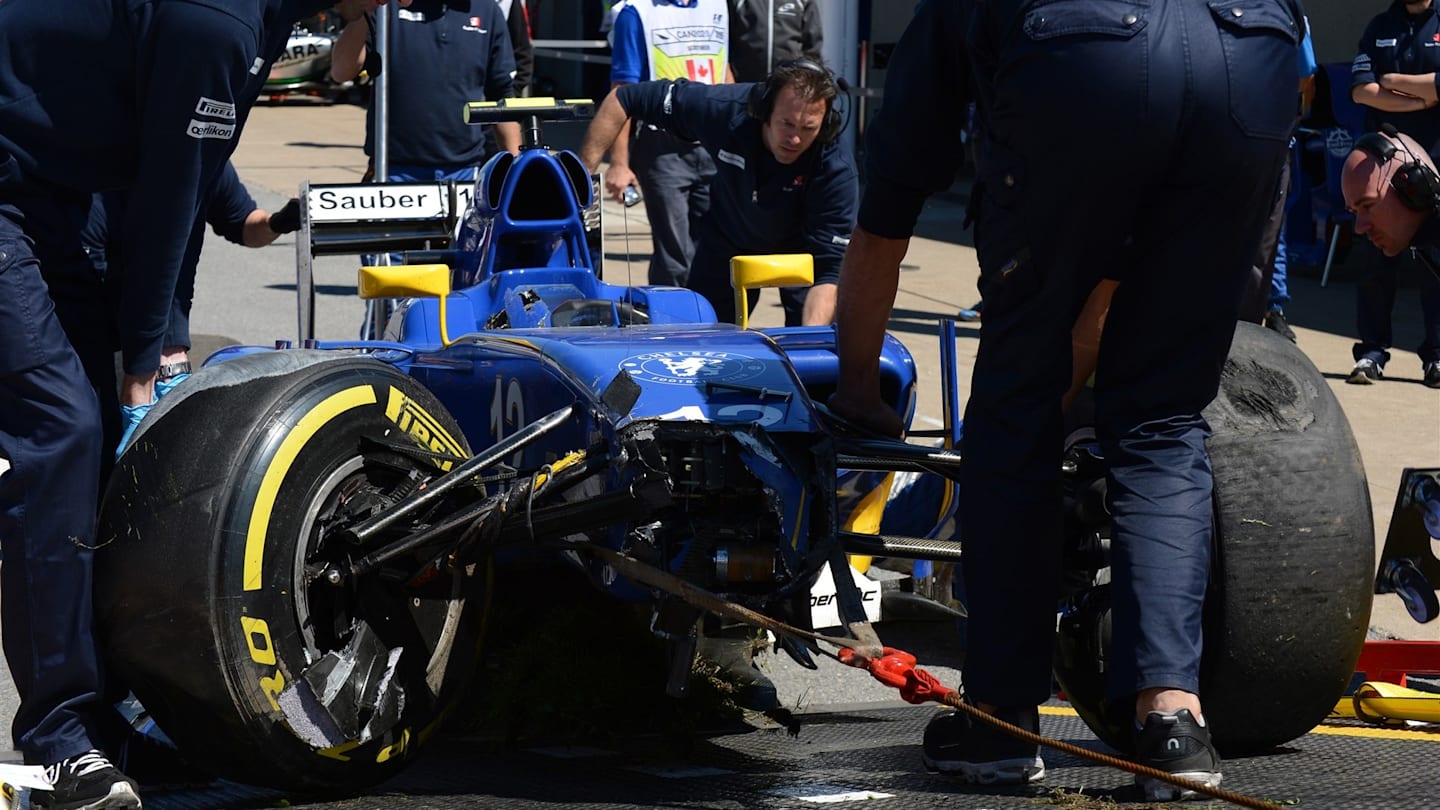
[686,58,715,83]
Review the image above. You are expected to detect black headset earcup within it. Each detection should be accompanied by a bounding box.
[1394,164,1440,211]
[747,82,769,121]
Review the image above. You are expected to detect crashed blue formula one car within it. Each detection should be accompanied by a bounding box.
[95,100,1378,793]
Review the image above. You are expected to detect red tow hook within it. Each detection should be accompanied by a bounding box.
[839,646,954,705]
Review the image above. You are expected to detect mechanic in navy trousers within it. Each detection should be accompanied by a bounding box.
[829,0,1303,799]
[579,60,857,326]
[0,2,395,808]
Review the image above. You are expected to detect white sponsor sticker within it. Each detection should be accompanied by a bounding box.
[186,119,236,140]
[809,564,882,629]
[250,56,264,75]
[194,96,236,120]
[1377,38,1398,47]
[716,149,746,169]
[830,234,850,246]
[307,183,452,222]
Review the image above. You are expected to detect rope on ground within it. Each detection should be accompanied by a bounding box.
[587,546,1283,810]
[839,647,1282,810]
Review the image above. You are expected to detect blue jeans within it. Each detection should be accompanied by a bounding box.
[629,128,713,288]
[957,0,1295,707]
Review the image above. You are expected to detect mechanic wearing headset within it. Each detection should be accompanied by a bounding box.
[828,0,1301,797]
[60,161,303,473]
[1342,129,1440,340]
[579,60,857,326]
[0,1,395,807]
[1347,0,1440,387]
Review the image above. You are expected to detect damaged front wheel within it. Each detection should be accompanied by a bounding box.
[96,352,481,792]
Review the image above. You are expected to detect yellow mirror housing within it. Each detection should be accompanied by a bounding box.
[358,264,453,345]
[729,254,814,329]
[358,264,452,300]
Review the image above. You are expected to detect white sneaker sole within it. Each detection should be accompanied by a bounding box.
[1137,770,1222,801]
[924,754,1046,785]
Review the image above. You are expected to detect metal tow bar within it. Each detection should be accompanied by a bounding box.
[588,546,1284,810]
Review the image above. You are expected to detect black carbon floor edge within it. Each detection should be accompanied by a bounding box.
[127,701,1439,810]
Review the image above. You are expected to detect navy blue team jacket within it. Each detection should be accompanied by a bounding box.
[616,79,857,285]
[0,0,326,375]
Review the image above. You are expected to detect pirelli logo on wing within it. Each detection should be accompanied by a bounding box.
[384,387,465,470]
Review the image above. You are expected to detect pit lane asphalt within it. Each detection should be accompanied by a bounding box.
[0,99,1436,775]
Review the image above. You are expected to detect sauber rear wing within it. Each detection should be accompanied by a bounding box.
[295,180,469,342]
[294,97,598,342]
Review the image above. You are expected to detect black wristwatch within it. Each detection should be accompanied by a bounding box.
[157,360,192,380]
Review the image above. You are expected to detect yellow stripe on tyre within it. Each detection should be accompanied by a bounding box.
[244,385,378,591]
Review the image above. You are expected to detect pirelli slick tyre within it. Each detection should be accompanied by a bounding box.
[1054,322,1374,756]
[96,351,477,792]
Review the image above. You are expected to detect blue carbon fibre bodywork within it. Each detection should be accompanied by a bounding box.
[209,141,930,606]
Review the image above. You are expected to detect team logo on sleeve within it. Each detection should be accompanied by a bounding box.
[187,119,237,140]
[189,95,238,140]
[195,97,237,120]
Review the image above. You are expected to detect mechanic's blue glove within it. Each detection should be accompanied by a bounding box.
[117,402,153,459]
[155,372,191,400]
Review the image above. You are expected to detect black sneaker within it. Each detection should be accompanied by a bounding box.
[1424,362,1440,389]
[1263,309,1297,343]
[921,705,1045,784]
[1347,358,1383,385]
[1133,709,1222,801]
[33,750,141,810]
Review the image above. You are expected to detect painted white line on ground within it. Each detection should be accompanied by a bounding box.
[765,784,896,803]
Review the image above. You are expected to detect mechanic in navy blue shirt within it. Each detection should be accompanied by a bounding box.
[1341,128,1440,387]
[0,1,389,806]
[331,0,521,181]
[829,0,1301,796]
[1346,0,1440,386]
[60,161,301,475]
[579,62,856,325]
